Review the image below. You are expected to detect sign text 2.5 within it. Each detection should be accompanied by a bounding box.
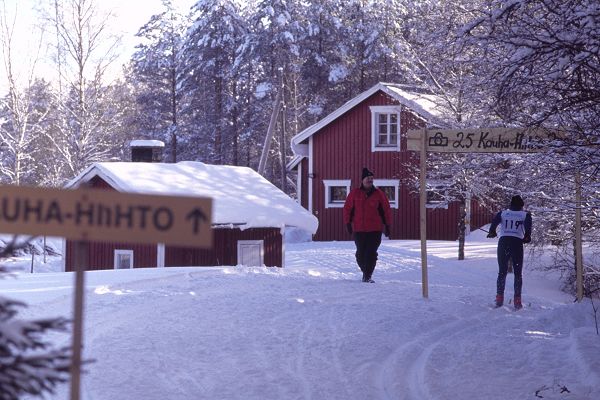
[407,128,562,153]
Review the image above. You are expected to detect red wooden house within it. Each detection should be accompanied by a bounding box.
[287,82,490,241]
[64,149,318,271]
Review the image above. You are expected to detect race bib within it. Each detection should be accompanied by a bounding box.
[500,210,528,238]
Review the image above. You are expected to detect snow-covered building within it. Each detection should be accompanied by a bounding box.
[287,82,491,241]
[65,159,318,270]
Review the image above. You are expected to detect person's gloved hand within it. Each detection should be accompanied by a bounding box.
[487,231,497,238]
[346,223,353,235]
[523,235,531,244]
[384,225,391,238]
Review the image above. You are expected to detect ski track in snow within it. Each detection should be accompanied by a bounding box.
[5,239,599,400]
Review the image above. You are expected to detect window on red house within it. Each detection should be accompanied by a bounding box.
[376,113,399,147]
[330,186,348,203]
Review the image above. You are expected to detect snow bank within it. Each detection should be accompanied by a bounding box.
[2,238,598,400]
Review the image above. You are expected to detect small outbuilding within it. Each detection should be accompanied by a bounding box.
[64,159,318,271]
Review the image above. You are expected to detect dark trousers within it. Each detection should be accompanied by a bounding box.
[354,231,382,279]
[497,236,524,297]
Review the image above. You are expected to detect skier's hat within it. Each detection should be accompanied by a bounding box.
[510,195,524,210]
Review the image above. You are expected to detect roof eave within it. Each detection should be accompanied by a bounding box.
[290,82,447,154]
[290,82,389,151]
[64,163,127,192]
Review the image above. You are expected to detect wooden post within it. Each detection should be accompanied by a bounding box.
[258,89,282,176]
[575,171,584,302]
[70,241,88,400]
[420,129,429,298]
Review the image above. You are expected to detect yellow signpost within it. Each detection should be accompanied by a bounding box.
[406,127,577,300]
[0,185,213,400]
[0,185,213,247]
[407,127,562,153]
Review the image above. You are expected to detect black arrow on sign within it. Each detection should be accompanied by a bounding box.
[186,208,208,234]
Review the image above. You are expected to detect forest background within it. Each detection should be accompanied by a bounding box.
[0,0,598,290]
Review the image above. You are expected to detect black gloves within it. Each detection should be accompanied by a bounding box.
[487,231,497,238]
[523,235,531,244]
[346,223,353,235]
[384,225,391,238]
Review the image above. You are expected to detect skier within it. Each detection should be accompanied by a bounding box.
[487,195,532,309]
[343,167,392,283]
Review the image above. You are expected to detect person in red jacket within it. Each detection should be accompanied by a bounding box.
[343,167,392,282]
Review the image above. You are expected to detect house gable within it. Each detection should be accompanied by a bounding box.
[289,82,447,164]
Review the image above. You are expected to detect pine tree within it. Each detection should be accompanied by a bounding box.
[0,243,71,399]
[179,0,247,165]
[130,0,187,162]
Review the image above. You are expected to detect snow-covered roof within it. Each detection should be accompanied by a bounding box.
[66,162,318,234]
[130,140,165,148]
[288,82,448,169]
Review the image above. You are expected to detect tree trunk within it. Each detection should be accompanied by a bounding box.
[280,94,287,192]
[458,196,467,260]
[232,82,239,166]
[170,59,177,163]
[215,76,223,164]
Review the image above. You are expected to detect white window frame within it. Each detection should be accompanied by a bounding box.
[374,179,400,209]
[323,179,351,208]
[114,249,134,270]
[237,240,264,267]
[370,105,401,152]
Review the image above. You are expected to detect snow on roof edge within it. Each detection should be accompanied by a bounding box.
[130,140,165,147]
[65,161,319,235]
[290,82,449,156]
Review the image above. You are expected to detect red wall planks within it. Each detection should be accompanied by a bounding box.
[303,90,489,241]
[65,177,284,270]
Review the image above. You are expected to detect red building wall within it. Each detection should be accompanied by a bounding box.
[65,227,283,271]
[165,228,282,267]
[65,241,157,271]
[306,90,491,241]
[65,177,284,270]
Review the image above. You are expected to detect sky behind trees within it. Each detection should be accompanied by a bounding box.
[0,0,191,89]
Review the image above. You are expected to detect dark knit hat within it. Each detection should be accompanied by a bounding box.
[362,167,374,180]
[510,195,524,210]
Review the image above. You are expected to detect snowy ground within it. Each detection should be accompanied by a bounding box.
[1,232,599,400]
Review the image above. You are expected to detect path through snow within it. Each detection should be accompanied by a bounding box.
[2,238,598,400]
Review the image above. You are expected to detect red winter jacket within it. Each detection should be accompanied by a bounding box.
[343,186,392,232]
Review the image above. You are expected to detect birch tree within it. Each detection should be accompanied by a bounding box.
[0,242,71,399]
[0,1,48,185]
[43,0,123,178]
